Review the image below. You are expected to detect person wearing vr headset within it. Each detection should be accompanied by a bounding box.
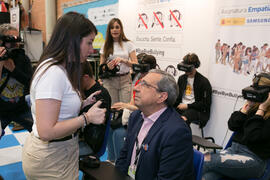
[107,53,157,163]
[174,53,212,128]
[203,72,270,180]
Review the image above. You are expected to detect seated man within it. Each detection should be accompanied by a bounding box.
[203,73,270,180]
[79,61,111,156]
[174,53,212,128]
[116,69,194,180]
[107,53,157,163]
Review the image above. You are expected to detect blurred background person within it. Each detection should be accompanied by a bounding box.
[99,18,138,105]
[0,23,33,133]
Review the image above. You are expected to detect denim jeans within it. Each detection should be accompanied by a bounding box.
[203,142,267,180]
[0,109,33,132]
[107,127,126,162]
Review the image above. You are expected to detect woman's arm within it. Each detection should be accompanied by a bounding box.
[100,54,106,65]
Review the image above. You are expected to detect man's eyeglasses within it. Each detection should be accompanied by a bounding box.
[137,80,161,92]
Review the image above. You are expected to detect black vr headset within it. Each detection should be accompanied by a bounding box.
[132,53,156,73]
[177,63,194,73]
[177,54,200,73]
[242,73,270,102]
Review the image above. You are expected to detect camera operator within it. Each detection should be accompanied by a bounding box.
[174,53,212,128]
[0,23,33,132]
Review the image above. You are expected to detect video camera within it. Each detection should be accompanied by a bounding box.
[98,63,120,79]
[0,34,22,61]
[177,62,194,73]
[132,63,150,73]
[242,73,270,102]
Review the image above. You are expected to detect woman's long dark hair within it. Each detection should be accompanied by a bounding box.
[103,18,129,60]
[32,12,97,93]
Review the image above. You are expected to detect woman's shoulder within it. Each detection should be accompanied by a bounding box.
[123,40,136,51]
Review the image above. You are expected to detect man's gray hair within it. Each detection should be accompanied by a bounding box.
[149,69,179,106]
[0,24,17,35]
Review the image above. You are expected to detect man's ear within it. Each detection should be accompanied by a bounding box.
[157,92,168,104]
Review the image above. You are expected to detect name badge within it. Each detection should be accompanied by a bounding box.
[128,164,136,179]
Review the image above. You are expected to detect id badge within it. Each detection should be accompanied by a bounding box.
[128,164,136,179]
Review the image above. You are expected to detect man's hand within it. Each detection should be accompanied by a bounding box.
[0,47,6,58]
[3,59,15,72]
[177,103,188,110]
[112,102,127,110]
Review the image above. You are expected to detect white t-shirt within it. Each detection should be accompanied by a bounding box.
[30,59,81,137]
[100,41,136,74]
[182,77,195,104]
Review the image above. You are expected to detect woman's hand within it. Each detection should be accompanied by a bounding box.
[259,92,270,111]
[107,60,117,70]
[82,90,101,108]
[114,57,127,65]
[240,100,255,114]
[85,100,106,125]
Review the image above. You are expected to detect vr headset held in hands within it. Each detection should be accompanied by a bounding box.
[242,73,270,102]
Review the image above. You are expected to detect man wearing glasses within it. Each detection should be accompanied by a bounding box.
[116,69,194,180]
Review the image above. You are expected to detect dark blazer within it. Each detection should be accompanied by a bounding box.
[174,72,212,127]
[116,107,195,180]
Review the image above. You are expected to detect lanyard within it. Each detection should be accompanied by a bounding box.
[134,136,141,166]
[134,124,149,166]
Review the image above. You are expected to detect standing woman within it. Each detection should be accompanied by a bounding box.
[22,12,106,180]
[100,18,137,105]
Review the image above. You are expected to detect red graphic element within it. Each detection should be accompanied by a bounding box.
[169,10,182,28]
[153,12,164,28]
[139,13,148,29]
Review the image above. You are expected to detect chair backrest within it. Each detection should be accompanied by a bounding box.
[96,113,111,157]
[0,129,4,140]
[193,149,204,180]
[224,132,235,150]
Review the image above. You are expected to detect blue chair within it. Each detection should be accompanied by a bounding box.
[221,132,270,180]
[193,148,204,180]
[0,129,5,140]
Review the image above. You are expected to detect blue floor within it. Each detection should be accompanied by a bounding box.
[0,125,107,180]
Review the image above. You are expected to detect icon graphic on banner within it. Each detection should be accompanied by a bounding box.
[152,11,164,29]
[138,13,148,29]
[169,9,182,28]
